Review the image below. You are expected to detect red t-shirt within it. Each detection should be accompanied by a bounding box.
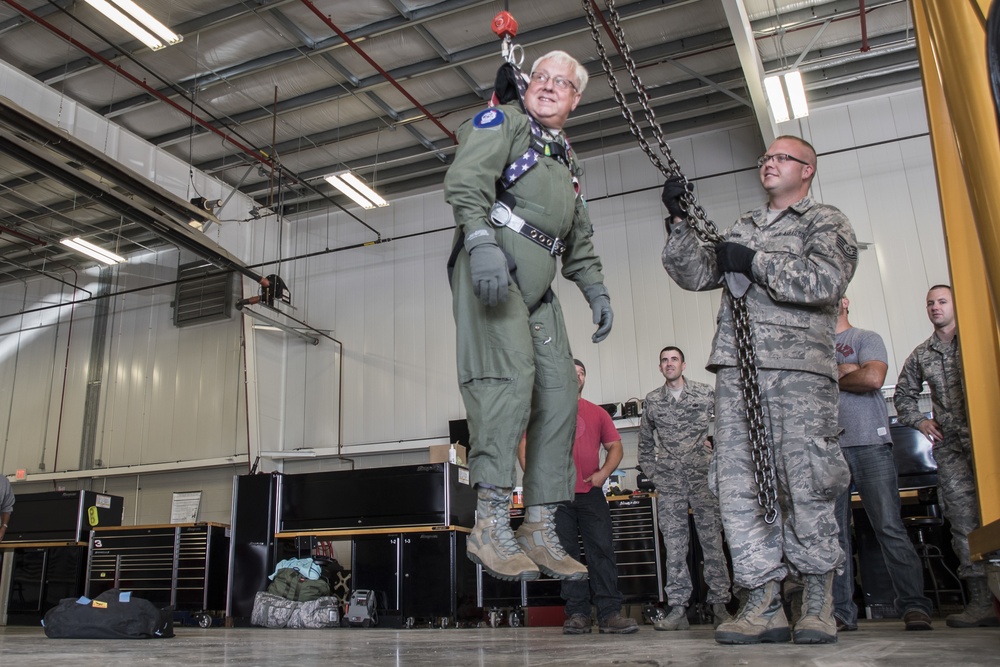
[573,398,621,494]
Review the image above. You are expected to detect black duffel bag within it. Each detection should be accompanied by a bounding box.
[43,589,174,639]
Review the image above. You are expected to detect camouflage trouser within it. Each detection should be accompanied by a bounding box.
[712,367,850,590]
[654,475,731,606]
[935,429,984,578]
[452,253,577,505]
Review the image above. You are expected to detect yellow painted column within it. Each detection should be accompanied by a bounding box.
[911,0,1000,553]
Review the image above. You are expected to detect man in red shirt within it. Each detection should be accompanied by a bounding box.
[522,359,638,634]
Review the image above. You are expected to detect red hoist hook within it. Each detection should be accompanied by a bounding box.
[491,11,523,67]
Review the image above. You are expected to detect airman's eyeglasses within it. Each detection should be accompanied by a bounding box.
[529,71,579,93]
[757,153,810,168]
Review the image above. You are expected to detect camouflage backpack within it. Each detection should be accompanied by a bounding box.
[267,568,331,602]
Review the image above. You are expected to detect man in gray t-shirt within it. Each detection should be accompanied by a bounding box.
[832,297,932,631]
[0,474,14,543]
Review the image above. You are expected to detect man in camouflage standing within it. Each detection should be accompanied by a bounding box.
[661,135,857,645]
[639,346,732,631]
[894,284,998,628]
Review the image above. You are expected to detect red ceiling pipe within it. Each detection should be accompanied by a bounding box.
[2,0,281,173]
[859,0,871,53]
[299,0,457,144]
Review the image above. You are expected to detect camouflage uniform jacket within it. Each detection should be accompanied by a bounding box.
[662,197,858,380]
[637,378,715,484]
[894,332,969,439]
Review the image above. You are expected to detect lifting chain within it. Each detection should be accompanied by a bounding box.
[583,0,778,523]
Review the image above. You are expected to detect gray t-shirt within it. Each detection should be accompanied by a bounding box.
[0,475,14,515]
[836,327,892,447]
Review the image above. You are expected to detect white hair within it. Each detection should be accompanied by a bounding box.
[530,50,588,94]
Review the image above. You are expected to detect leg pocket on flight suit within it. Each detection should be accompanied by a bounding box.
[528,316,570,391]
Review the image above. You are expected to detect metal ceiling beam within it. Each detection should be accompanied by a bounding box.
[722,0,777,146]
[0,98,262,283]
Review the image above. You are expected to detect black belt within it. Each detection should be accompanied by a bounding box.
[490,201,566,256]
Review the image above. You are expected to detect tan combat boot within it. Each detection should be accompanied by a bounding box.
[714,580,791,644]
[793,572,837,644]
[467,485,540,581]
[946,577,1000,628]
[653,605,689,631]
[711,602,733,628]
[515,503,588,580]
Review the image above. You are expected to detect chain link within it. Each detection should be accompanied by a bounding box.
[584,0,777,523]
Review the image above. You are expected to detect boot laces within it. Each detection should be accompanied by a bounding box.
[735,587,768,620]
[539,506,571,557]
[803,579,825,617]
[484,496,522,557]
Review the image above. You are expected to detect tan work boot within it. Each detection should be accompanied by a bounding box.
[653,605,689,631]
[715,580,791,644]
[599,611,639,634]
[515,504,588,580]
[946,577,1000,628]
[711,602,733,628]
[467,485,540,581]
[793,572,837,644]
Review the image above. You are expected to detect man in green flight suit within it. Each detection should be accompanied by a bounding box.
[444,50,614,581]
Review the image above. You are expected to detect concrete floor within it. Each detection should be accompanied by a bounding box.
[1,620,997,666]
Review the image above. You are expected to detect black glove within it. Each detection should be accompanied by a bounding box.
[715,242,756,274]
[661,176,693,220]
[590,294,613,343]
[469,243,509,307]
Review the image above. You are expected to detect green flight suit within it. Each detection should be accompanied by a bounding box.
[444,103,608,505]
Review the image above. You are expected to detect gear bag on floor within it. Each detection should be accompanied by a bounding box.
[43,589,174,639]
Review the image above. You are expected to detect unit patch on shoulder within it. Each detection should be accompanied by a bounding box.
[473,108,505,129]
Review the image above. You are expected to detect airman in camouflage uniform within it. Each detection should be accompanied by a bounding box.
[638,346,731,630]
[661,136,857,645]
[894,284,998,628]
[445,51,613,583]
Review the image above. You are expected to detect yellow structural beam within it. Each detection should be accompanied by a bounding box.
[911,0,1000,556]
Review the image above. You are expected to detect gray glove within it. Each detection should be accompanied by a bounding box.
[469,243,509,307]
[582,284,613,343]
[590,294,613,342]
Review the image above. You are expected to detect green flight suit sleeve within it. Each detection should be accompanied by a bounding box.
[443,106,529,252]
[561,170,608,299]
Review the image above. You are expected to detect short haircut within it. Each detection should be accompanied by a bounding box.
[775,134,817,167]
[573,358,586,374]
[531,50,588,94]
[928,284,952,294]
[659,346,685,363]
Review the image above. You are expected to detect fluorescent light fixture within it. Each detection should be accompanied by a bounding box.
[111,0,182,45]
[763,70,809,123]
[83,0,182,51]
[252,325,283,332]
[259,450,317,459]
[324,172,389,209]
[60,237,126,265]
[784,70,809,119]
[763,74,790,123]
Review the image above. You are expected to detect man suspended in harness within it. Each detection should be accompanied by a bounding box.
[444,47,614,583]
